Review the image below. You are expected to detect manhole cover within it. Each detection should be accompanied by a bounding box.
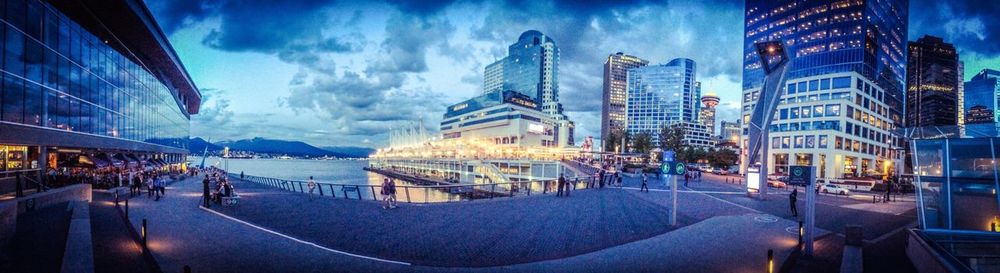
[754,215,779,223]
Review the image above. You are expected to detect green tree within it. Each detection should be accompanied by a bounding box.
[707,148,739,169]
[631,132,653,154]
[659,123,685,153]
[603,132,619,152]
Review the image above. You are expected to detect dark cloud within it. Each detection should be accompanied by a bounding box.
[909,0,1000,56]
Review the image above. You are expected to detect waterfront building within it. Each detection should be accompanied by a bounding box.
[601,52,648,141]
[483,59,503,94]
[740,0,907,178]
[625,58,700,149]
[0,0,199,192]
[963,69,1000,124]
[905,35,959,127]
[700,93,720,135]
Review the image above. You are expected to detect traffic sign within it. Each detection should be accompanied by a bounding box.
[788,165,813,186]
[661,162,687,175]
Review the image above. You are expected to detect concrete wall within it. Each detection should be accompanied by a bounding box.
[0,200,15,247]
[16,184,92,214]
[905,229,957,273]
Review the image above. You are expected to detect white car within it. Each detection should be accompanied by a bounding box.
[820,184,850,195]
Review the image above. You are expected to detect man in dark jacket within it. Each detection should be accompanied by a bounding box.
[789,189,798,217]
[557,174,566,197]
[202,175,211,208]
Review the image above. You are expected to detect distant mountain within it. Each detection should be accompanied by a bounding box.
[188,137,223,154]
[216,137,346,157]
[321,146,376,158]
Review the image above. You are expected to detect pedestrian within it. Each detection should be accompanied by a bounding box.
[616,171,623,187]
[557,174,566,197]
[566,178,572,197]
[240,171,245,181]
[202,175,211,208]
[598,170,606,189]
[146,175,154,198]
[790,188,799,217]
[307,176,316,201]
[684,172,690,187]
[380,178,392,209]
[640,173,649,192]
[387,178,398,208]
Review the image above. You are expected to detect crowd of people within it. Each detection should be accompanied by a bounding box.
[200,167,236,207]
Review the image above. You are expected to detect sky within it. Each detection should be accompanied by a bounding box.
[145,0,1000,148]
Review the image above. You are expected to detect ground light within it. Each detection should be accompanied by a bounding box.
[142,219,148,249]
[767,249,774,273]
[799,221,804,247]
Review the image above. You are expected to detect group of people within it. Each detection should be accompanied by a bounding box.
[591,168,623,189]
[127,170,170,201]
[201,167,235,207]
[380,178,398,209]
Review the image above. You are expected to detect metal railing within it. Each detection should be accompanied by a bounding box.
[228,173,596,203]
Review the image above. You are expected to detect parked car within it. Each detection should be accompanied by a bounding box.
[820,184,850,195]
[711,169,729,175]
[767,180,786,188]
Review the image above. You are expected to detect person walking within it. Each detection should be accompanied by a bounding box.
[202,175,211,208]
[684,172,690,187]
[598,169,606,189]
[557,174,566,197]
[790,188,799,217]
[616,171,623,187]
[307,176,317,201]
[240,171,245,181]
[640,173,649,192]
[380,178,392,209]
[387,178,398,209]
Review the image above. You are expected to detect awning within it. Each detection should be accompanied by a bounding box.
[97,153,124,168]
[60,154,108,169]
[126,154,144,166]
[114,153,138,168]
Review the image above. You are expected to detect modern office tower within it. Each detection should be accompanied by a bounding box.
[720,120,741,144]
[625,58,711,149]
[957,61,965,125]
[741,0,908,178]
[963,69,1000,124]
[905,35,959,127]
[601,52,648,141]
[483,59,504,94]
[0,0,200,190]
[700,93,720,135]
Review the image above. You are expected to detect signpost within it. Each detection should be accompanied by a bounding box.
[661,161,685,226]
[787,165,816,256]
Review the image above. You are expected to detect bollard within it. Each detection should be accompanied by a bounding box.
[141,219,148,249]
[767,249,774,273]
[125,198,129,218]
[184,265,191,273]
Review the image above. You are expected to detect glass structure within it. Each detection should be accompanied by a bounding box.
[601,52,648,140]
[0,0,199,174]
[625,58,702,148]
[963,69,1000,124]
[905,35,959,127]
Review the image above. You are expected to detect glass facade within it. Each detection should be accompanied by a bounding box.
[963,69,1000,124]
[905,35,959,127]
[913,137,1000,232]
[625,58,700,147]
[0,0,189,150]
[601,52,648,139]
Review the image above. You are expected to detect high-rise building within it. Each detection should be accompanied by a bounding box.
[957,61,965,125]
[700,93,720,135]
[905,35,959,127]
[0,0,199,177]
[963,69,1000,124]
[601,52,648,140]
[741,0,908,178]
[720,120,741,145]
[482,30,573,145]
[483,59,504,94]
[626,58,710,149]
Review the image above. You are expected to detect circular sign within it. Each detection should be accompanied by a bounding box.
[793,167,803,177]
[675,164,686,175]
[661,163,670,173]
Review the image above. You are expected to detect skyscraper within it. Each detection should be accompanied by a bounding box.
[483,59,504,94]
[601,52,648,140]
[626,58,711,149]
[963,69,1000,124]
[905,35,959,127]
[700,93,720,135]
[741,0,908,178]
[957,61,965,125]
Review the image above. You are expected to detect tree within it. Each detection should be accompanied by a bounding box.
[620,129,632,153]
[603,132,619,152]
[707,148,739,169]
[659,123,685,153]
[631,132,653,154]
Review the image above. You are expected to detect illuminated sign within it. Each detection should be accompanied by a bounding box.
[503,91,539,109]
[451,103,468,112]
[527,124,544,134]
[747,167,760,192]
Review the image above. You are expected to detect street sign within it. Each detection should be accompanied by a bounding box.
[788,165,813,186]
[661,162,687,175]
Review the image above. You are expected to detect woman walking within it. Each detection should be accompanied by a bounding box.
[381,178,392,209]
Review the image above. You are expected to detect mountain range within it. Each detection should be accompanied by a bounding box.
[188,137,375,158]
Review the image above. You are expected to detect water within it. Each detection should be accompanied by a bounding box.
[188,156,464,202]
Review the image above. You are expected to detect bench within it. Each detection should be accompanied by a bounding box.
[222,195,241,206]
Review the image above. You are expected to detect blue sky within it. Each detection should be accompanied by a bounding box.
[147,0,1000,148]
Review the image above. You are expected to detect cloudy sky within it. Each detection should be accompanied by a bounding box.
[146,0,1000,148]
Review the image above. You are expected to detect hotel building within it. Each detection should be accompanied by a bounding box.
[601,52,648,141]
[625,58,712,150]
[0,0,199,195]
[741,0,908,178]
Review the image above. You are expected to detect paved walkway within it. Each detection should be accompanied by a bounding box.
[122,175,808,272]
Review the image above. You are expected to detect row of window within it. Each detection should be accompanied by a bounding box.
[776,104,842,120]
[770,134,890,158]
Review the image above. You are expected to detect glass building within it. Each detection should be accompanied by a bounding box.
[0,0,200,190]
[905,35,959,127]
[625,58,705,148]
[963,69,1000,124]
[741,0,908,178]
[601,52,648,140]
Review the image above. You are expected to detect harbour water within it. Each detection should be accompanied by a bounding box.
[188,156,464,202]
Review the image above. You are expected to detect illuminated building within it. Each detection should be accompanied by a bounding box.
[483,59,504,94]
[601,52,648,140]
[0,0,198,187]
[740,0,907,178]
[700,93,720,135]
[625,58,705,149]
[963,69,1000,124]
[905,35,959,127]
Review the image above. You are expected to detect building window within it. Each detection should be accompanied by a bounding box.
[818,135,828,148]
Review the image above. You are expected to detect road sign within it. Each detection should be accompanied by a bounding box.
[661,162,687,175]
[788,165,813,186]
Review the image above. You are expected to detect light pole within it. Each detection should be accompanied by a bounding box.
[745,40,793,200]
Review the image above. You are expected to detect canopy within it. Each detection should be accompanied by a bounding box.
[97,153,124,168]
[60,154,108,169]
[114,153,137,168]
